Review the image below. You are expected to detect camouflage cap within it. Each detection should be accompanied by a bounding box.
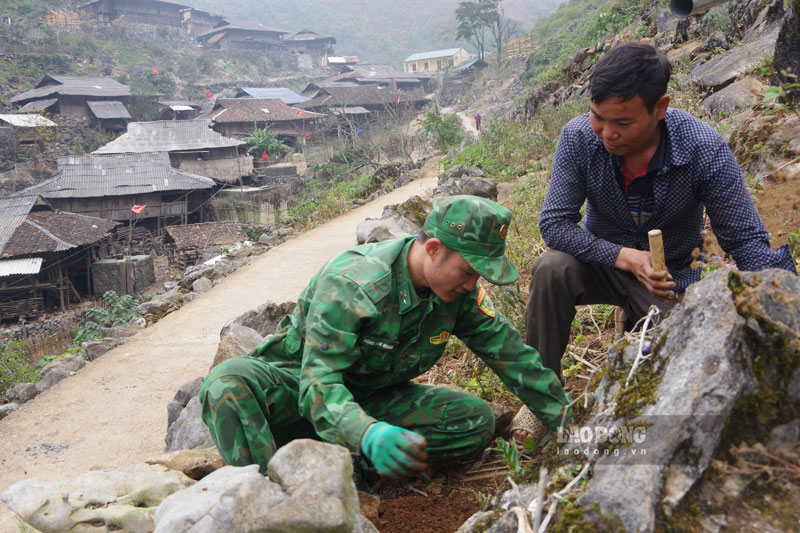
[423,195,519,285]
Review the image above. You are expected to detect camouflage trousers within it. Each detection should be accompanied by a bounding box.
[199,355,495,475]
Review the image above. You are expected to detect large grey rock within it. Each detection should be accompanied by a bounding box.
[574,269,799,532]
[773,6,800,105]
[82,337,123,361]
[100,324,143,339]
[191,276,213,293]
[165,396,215,452]
[702,77,763,115]
[154,440,373,533]
[166,377,204,429]
[356,214,420,244]
[655,8,679,34]
[136,288,186,321]
[220,300,296,338]
[0,402,19,419]
[381,195,432,227]
[437,175,498,199]
[0,463,194,533]
[690,30,778,90]
[211,324,264,368]
[146,448,224,481]
[6,382,39,404]
[36,355,86,393]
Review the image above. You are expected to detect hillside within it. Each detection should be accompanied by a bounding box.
[189,0,565,65]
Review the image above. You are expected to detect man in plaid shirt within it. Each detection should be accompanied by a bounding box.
[525,41,796,384]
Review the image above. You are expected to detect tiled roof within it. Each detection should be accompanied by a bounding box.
[87,100,132,119]
[2,210,117,257]
[17,152,215,199]
[18,98,57,112]
[298,85,423,109]
[0,114,58,127]
[196,98,325,123]
[165,222,247,249]
[10,75,130,103]
[196,23,289,39]
[282,29,335,42]
[404,48,464,62]
[236,88,309,105]
[94,120,241,153]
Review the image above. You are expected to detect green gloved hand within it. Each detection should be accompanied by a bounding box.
[360,421,428,478]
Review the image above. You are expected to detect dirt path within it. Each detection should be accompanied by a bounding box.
[0,157,443,530]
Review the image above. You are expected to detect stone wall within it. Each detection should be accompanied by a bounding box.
[92,255,155,295]
[210,177,305,226]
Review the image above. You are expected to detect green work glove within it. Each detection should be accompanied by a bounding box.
[360,421,428,478]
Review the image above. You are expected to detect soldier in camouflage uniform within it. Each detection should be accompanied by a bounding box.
[200,195,570,478]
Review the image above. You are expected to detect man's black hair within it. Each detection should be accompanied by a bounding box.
[590,41,672,113]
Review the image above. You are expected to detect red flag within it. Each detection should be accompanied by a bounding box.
[131,204,146,214]
[297,109,305,117]
[205,91,212,99]
[262,151,267,162]
[152,67,159,75]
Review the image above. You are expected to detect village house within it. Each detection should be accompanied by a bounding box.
[156,101,202,120]
[0,115,58,145]
[403,48,470,73]
[298,84,425,116]
[0,194,117,320]
[164,221,247,269]
[280,29,336,67]
[234,88,309,106]
[77,0,228,36]
[15,152,215,234]
[304,66,435,96]
[323,56,360,71]
[92,120,253,185]
[196,98,325,152]
[10,75,132,124]
[195,23,289,52]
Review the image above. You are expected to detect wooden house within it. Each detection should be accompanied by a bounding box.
[403,48,470,73]
[195,23,289,52]
[0,195,117,319]
[298,84,425,115]
[196,98,325,151]
[0,114,58,144]
[78,0,228,35]
[16,152,215,233]
[93,120,252,184]
[10,75,131,122]
[281,29,336,65]
[157,101,202,120]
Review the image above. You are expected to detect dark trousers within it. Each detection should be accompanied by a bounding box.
[525,250,673,382]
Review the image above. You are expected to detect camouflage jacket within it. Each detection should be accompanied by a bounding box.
[249,235,570,453]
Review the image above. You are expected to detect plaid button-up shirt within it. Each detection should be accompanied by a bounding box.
[540,108,796,292]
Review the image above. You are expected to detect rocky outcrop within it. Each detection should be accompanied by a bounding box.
[0,463,195,533]
[165,377,213,452]
[690,30,778,90]
[211,324,264,368]
[356,215,420,244]
[146,448,224,481]
[153,440,376,533]
[702,77,764,115]
[773,4,800,104]
[36,355,85,393]
[219,300,296,338]
[459,269,800,532]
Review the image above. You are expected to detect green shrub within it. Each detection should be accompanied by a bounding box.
[419,110,464,152]
[73,290,139,346]
[0,339,39,395]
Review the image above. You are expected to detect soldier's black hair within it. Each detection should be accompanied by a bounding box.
[590,41,672,113]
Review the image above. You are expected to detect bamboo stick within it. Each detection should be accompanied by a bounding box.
[648,229,666,273]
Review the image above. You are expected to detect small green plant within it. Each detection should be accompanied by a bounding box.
[419,109,464,152]
[491,437,523,474]
[233,120,294,159]
[0,339,39,395]
[763,69,800,115]
[73,290,139,346]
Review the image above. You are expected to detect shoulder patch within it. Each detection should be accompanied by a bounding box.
[476,286,496,318]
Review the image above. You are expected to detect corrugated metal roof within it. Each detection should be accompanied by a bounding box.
[18,152,215,199]
[170,105,195,111]
[404,48,464,62]
[299,85,423,109]
[10,75,130,103]
[94,120,241,154]
[0,114,58,127]
[237,88,309,105]
[18,98,58,112]
[331,106,371,115]
[2,210,117,257]
[0,257,42,278]
[87,100,132,119]
[196,98,325,123]
[0,195,38,255]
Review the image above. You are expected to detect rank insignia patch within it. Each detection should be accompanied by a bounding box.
[429,331,451,345]
[476,286,496,317]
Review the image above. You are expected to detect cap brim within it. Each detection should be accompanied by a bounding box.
[464,254,519,286]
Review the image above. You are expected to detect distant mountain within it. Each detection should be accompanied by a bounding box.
[189,0,565,66]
